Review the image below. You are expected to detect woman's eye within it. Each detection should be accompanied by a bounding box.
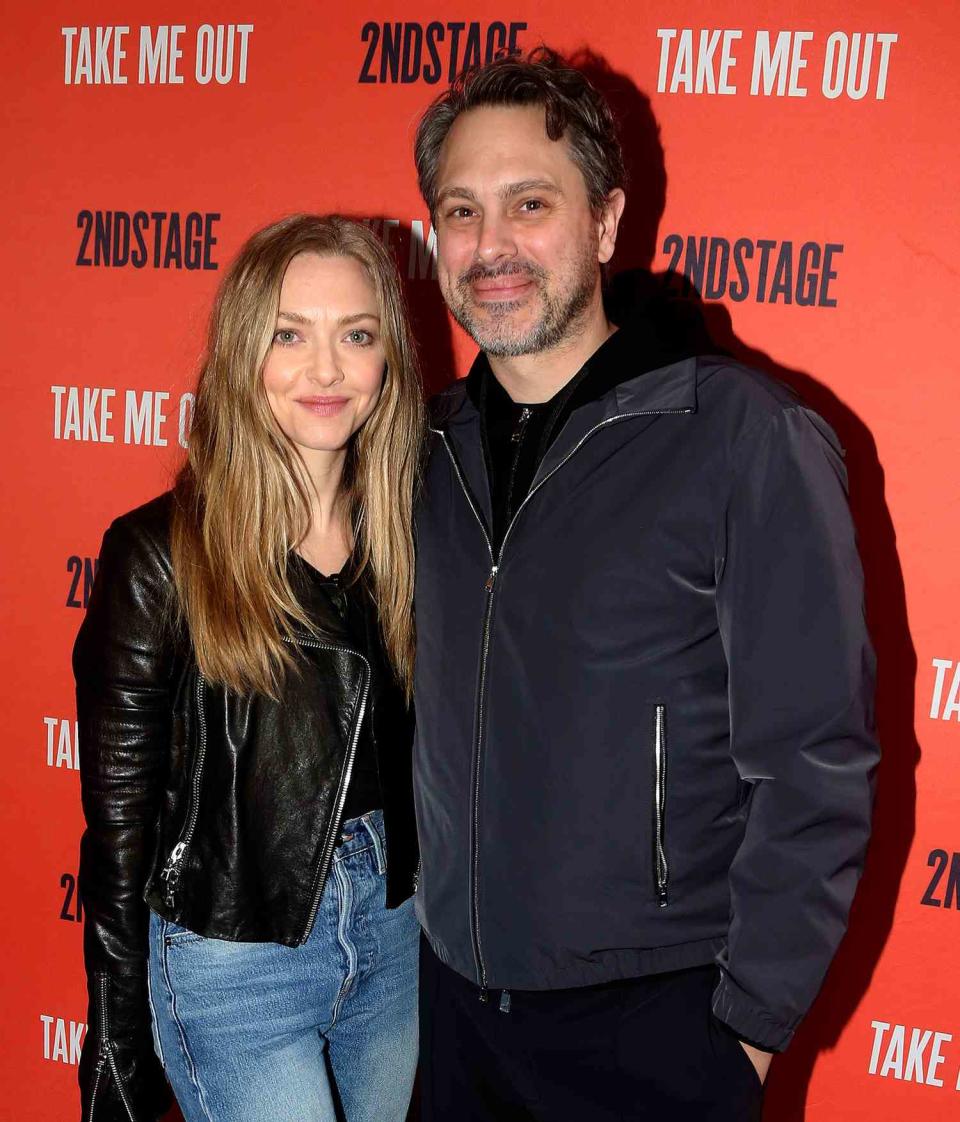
[346,329,373,346]
[273,329,298,346]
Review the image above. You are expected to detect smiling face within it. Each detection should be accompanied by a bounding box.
[262,252,386,464]
[434,104,620,358]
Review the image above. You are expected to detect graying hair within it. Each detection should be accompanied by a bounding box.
[414,46,626,218]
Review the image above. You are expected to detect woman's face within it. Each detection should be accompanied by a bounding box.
[262,252,386,461]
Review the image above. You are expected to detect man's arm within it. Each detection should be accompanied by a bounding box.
[713,404,879,1053]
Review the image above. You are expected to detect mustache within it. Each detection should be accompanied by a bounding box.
[458,260,548,286]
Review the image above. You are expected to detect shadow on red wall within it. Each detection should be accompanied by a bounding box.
[583,50,919,1120]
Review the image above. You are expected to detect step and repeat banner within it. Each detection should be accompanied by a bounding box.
[2,2,958,1119]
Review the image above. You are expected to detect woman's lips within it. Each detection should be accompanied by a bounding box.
[296,396,350,416]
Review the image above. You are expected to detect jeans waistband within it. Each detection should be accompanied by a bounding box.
[336,808,386,873]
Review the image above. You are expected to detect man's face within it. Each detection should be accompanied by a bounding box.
[433,104,617,357]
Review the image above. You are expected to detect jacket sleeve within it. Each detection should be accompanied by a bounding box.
[74,517,174,1120]
[711,405,879,1052]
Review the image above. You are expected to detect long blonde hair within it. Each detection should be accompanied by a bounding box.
[171,214,424,698]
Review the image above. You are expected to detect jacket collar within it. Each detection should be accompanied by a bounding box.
[430,353,698,433]
[532,357,698,487]
[429,355,699,538]
[428,314,703,538]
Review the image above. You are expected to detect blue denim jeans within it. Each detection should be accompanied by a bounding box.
[147,810,419,1122]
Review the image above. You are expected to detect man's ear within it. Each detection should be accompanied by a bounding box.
[598,188,626,265]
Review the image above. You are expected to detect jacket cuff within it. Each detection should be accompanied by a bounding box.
[711,970,797,1052]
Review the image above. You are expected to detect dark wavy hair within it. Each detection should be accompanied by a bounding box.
[414,46,626,218]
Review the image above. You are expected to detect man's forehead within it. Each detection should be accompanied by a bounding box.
[437,104,575,189]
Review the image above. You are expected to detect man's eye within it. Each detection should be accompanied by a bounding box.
[519,199,545,213]
[273,329,298,345]
[448,206,475,219]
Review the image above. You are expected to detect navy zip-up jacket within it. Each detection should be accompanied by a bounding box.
[412,341,878,1051]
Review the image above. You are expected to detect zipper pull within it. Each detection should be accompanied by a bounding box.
[158,843,185,906]
[479,987,490,1004]
[161,842,186,879]
[485,566,498,592]
[511,407,533,443]
[161,842,187,905]
[499,990,512,1013]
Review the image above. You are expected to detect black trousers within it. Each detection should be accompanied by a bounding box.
[419,937,764,1122]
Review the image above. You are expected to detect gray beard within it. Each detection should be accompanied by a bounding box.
[447,260,598,358]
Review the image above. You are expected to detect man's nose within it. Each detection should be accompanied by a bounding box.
[475,213,517,267]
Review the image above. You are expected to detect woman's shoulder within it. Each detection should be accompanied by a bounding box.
[74,493,180,671]
[102,491,176,571]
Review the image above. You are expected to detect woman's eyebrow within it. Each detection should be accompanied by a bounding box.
[275,311,380,326]
[338,312,380,327]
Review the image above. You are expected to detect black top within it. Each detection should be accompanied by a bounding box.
[295,555,382,823]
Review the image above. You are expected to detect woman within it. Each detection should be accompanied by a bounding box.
[74,214,424,1122]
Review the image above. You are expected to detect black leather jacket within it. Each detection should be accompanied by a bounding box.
[74,493,417,1121]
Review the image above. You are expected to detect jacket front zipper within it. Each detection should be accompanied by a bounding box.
[293,637,372,944]
[653,704,669,906]
[435,431,495,994]
[158,641,370,941]
[160,673,209,906]
[433,406,690,992]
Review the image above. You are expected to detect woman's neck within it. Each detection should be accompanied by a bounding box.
[298,448,353,576]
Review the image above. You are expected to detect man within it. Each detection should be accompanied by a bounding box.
[411,48,877,1121]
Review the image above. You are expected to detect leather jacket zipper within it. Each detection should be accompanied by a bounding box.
[85,1055,106,1122]
[160,673,209,905]
[160,673,209,906]
[89,974,136,1122]
[293,636,371,944]
[654,704,669,906]
[432,405,691,995]
[158,640,370,938]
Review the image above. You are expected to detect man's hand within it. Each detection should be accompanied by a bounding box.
[740,1041,773,1085]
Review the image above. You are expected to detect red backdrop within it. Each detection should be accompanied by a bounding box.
[3,2,959,1118]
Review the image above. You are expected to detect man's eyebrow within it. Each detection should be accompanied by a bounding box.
[500,179,562,200]
[435,185,480,207]
[435,180,562,208]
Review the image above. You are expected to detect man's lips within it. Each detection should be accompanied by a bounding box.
[296,396,350,416]
[470,275,536,301]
